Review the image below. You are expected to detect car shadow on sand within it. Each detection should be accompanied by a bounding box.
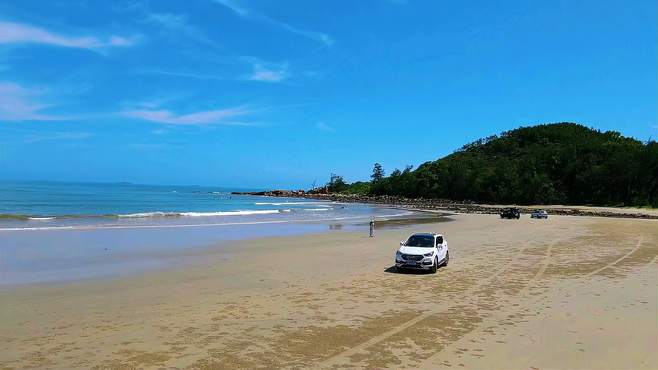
[384,266,434,275]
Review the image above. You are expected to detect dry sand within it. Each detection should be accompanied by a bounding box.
[1,214,656,369]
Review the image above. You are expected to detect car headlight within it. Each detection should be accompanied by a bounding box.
[423,252,433,257]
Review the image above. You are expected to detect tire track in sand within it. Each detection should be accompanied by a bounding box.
[643,254,658,270]
[415,236,646,369]
[314,240,538,369]
[414,239,563,368]
[585,236,644,277]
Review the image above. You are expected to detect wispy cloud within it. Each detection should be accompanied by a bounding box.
[248,67,287,82]
[0,21,136,49]
[121,106,254,125]
[213,0,333,46]
[143,11,219,48]
[277,23,334,46]
[139,69,224,80]
[24,131,93,144]
[130,142,179,151]
[144,13,189,29]
[142,58,288,83]
[0,82,69,121]
[215,0,250,17]
[245,60,289,82]
[316,121,334,132]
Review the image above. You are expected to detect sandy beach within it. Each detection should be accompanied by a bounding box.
[1,213,656,369]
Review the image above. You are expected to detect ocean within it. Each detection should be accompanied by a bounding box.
[0,181,412,285]
[0,181,407,229]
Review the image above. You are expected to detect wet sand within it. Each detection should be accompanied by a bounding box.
[1,214,656,369]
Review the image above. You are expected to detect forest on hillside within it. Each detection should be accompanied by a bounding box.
[329,123,658,207]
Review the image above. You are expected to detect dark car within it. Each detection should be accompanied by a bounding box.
[500,207,520,219]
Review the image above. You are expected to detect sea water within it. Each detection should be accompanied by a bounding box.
[0,181,411,285]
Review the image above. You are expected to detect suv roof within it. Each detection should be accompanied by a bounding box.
[411,232,443,237]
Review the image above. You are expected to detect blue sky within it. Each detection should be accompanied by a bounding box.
[0,0,655,188]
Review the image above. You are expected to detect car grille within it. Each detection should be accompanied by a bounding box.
[402,254,423,261]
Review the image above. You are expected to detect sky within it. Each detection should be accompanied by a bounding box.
[0,0,656,188]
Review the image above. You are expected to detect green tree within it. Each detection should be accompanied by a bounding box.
[349,123,657,207]
[327,173,348,193]
[371,163,385,182]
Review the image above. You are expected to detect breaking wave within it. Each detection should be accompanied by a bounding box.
[118,209,289,218]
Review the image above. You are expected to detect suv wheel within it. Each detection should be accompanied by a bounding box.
[442,251,450,267]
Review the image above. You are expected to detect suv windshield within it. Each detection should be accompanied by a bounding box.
[404,235,434,248]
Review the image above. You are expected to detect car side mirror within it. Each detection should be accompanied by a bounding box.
[400,241,404,246]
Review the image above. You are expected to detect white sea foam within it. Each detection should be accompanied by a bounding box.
[118,212,179,218]
[118,209,288,218]
[254,202,330,206]
[28,217,55,221]
[0,211,414,232]
[179,210,285,217]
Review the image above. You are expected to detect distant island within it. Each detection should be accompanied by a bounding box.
[238,123,657,209]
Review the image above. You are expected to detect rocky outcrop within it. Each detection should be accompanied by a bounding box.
[231,189,306,197]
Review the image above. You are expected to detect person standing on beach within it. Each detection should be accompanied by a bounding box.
[369,220,375,237]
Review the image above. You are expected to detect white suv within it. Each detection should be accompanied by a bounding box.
[395,233,449,273]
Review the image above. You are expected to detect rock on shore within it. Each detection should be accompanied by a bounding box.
[233,191,658,220]
[231,189,307,197]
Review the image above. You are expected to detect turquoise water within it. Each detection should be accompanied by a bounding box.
[0,181,411,285]
[0,181,406,230]
[0,180,322,218]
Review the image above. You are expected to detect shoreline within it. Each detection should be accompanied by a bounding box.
[0,207,442,287]
[233,191,658,219]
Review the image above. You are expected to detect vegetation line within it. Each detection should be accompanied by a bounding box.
[325,123,657,208]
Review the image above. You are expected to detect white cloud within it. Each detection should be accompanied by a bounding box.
[24,132,93,143]
[0,82,68,121]
[246,62,289,82]
[213,0,333,46]
[0,21,136,49]
[316,121,334,132]
[143,11,219,49]
[214,0,250,17]
[145,13,189,29]
[130,142,178,151]
[139,69,224,80]
[121,106,254,125]
[278,23,334,46]
[151,128,169,135]
[142,58,289,83]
